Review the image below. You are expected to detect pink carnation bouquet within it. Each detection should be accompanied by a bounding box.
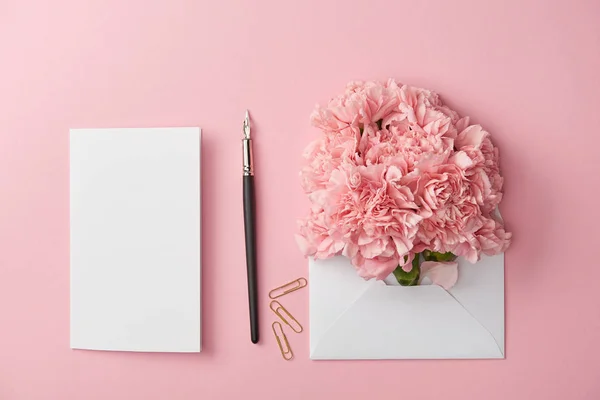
[297,80,511,289]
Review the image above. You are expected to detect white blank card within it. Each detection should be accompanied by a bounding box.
[70,127,201,352]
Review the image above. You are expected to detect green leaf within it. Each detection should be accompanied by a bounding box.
[393,256,421,286]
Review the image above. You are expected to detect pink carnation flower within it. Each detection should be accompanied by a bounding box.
[311,80,401,132]
[298,79,511,285]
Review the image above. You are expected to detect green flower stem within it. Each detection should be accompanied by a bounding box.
[393,254,421,286]
[393,250,457,286]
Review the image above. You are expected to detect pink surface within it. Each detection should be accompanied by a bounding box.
[1,1,599,399]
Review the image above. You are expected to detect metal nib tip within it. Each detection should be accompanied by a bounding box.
[243,110,251,138]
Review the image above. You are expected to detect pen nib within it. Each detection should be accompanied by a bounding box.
[243,110,251,139]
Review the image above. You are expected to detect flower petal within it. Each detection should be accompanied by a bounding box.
[295,234,314,256]
[455,125,488,149]
[420,261,458,290]
[358,257,400,280]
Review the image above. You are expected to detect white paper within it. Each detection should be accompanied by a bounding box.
[70,127,201,352]
[310,255,504,360]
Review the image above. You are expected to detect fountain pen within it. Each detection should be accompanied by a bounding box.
[242,110,259,344]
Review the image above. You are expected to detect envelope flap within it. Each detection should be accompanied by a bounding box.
[312,284,503,359]
[309,257,376,353]
[449,255,505,354]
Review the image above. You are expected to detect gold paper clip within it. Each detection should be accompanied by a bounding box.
[269,301,303,333]
[272,322,293,360]
[269,277,307,299]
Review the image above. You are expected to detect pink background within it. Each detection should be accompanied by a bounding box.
[1,0,600,399]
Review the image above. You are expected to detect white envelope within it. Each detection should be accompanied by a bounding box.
[310,254,504,359]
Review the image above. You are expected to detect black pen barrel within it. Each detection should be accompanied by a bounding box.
[243,174,259,344]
